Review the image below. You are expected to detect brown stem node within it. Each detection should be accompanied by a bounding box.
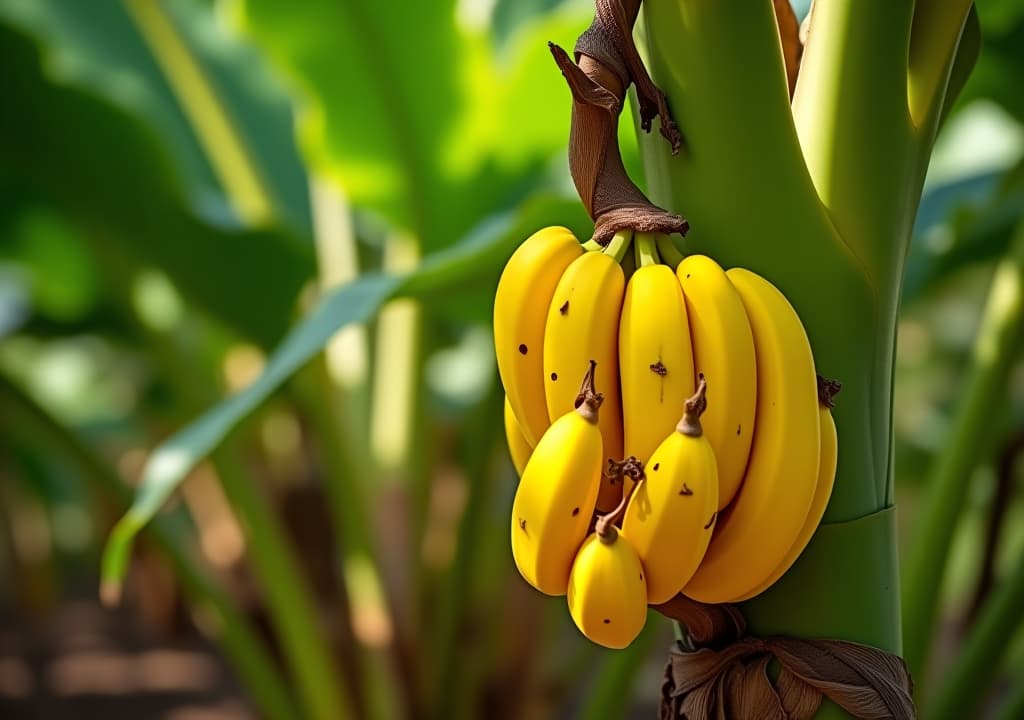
[605,455,645,484]
[816,374,842,409]
[574,360,604,423]
[677,375,708,437]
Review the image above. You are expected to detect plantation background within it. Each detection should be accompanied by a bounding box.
[0,1,1022,718]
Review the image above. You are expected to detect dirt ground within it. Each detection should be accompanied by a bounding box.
[0,599,254,720]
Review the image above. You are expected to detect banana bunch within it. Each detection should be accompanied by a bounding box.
[496,227,839,648]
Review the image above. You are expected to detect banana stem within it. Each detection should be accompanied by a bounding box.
[602,230,633,264]
[655,233,686,269]
[908,0,975,129]
[635,233,660,267]
[596,474,642,541]
[583,238,603,252]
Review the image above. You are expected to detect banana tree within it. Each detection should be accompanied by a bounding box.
[623,0,977,716]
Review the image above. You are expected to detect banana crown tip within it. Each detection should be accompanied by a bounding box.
[677,375,708,436]
[574,360,604,422]
[817,374,842,409]
[596,521,619,544]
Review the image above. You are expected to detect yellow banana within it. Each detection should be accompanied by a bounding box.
[622,378,718,605]
[567,506,648,649]
[494,227,583,447]
[544,238,626,512]
[677,255,756,509]
[727,379,839,602]
[619,234,695,492]
[511,364,604,596]
[503,396,532,477]
[684,268,820,604]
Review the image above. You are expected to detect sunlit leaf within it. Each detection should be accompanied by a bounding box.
[234,0,590,249]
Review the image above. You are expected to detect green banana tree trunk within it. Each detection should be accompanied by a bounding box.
[634,1,976,716]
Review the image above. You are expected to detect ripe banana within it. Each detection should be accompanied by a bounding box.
[684,268,820,604]
[727,378,839,603]
[619,234,695,489]
[511,364,604,596]
[503,395,532,477]
[677,255,756,509]
[544,242,626,512]
[494,227,583,447]
[568,507,648,649]
[622,378,718,604]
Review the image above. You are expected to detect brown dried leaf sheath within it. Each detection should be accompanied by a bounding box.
[653,596,914,720]
[550,0,687,245]
[660,636,915,720]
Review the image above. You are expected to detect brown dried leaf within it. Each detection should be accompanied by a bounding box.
[659,635,915,720]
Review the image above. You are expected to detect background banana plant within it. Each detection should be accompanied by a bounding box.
[1,1,1023,718]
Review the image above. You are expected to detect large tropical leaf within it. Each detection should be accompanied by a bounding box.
[0,21,312,348]
[0,0,311,234]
